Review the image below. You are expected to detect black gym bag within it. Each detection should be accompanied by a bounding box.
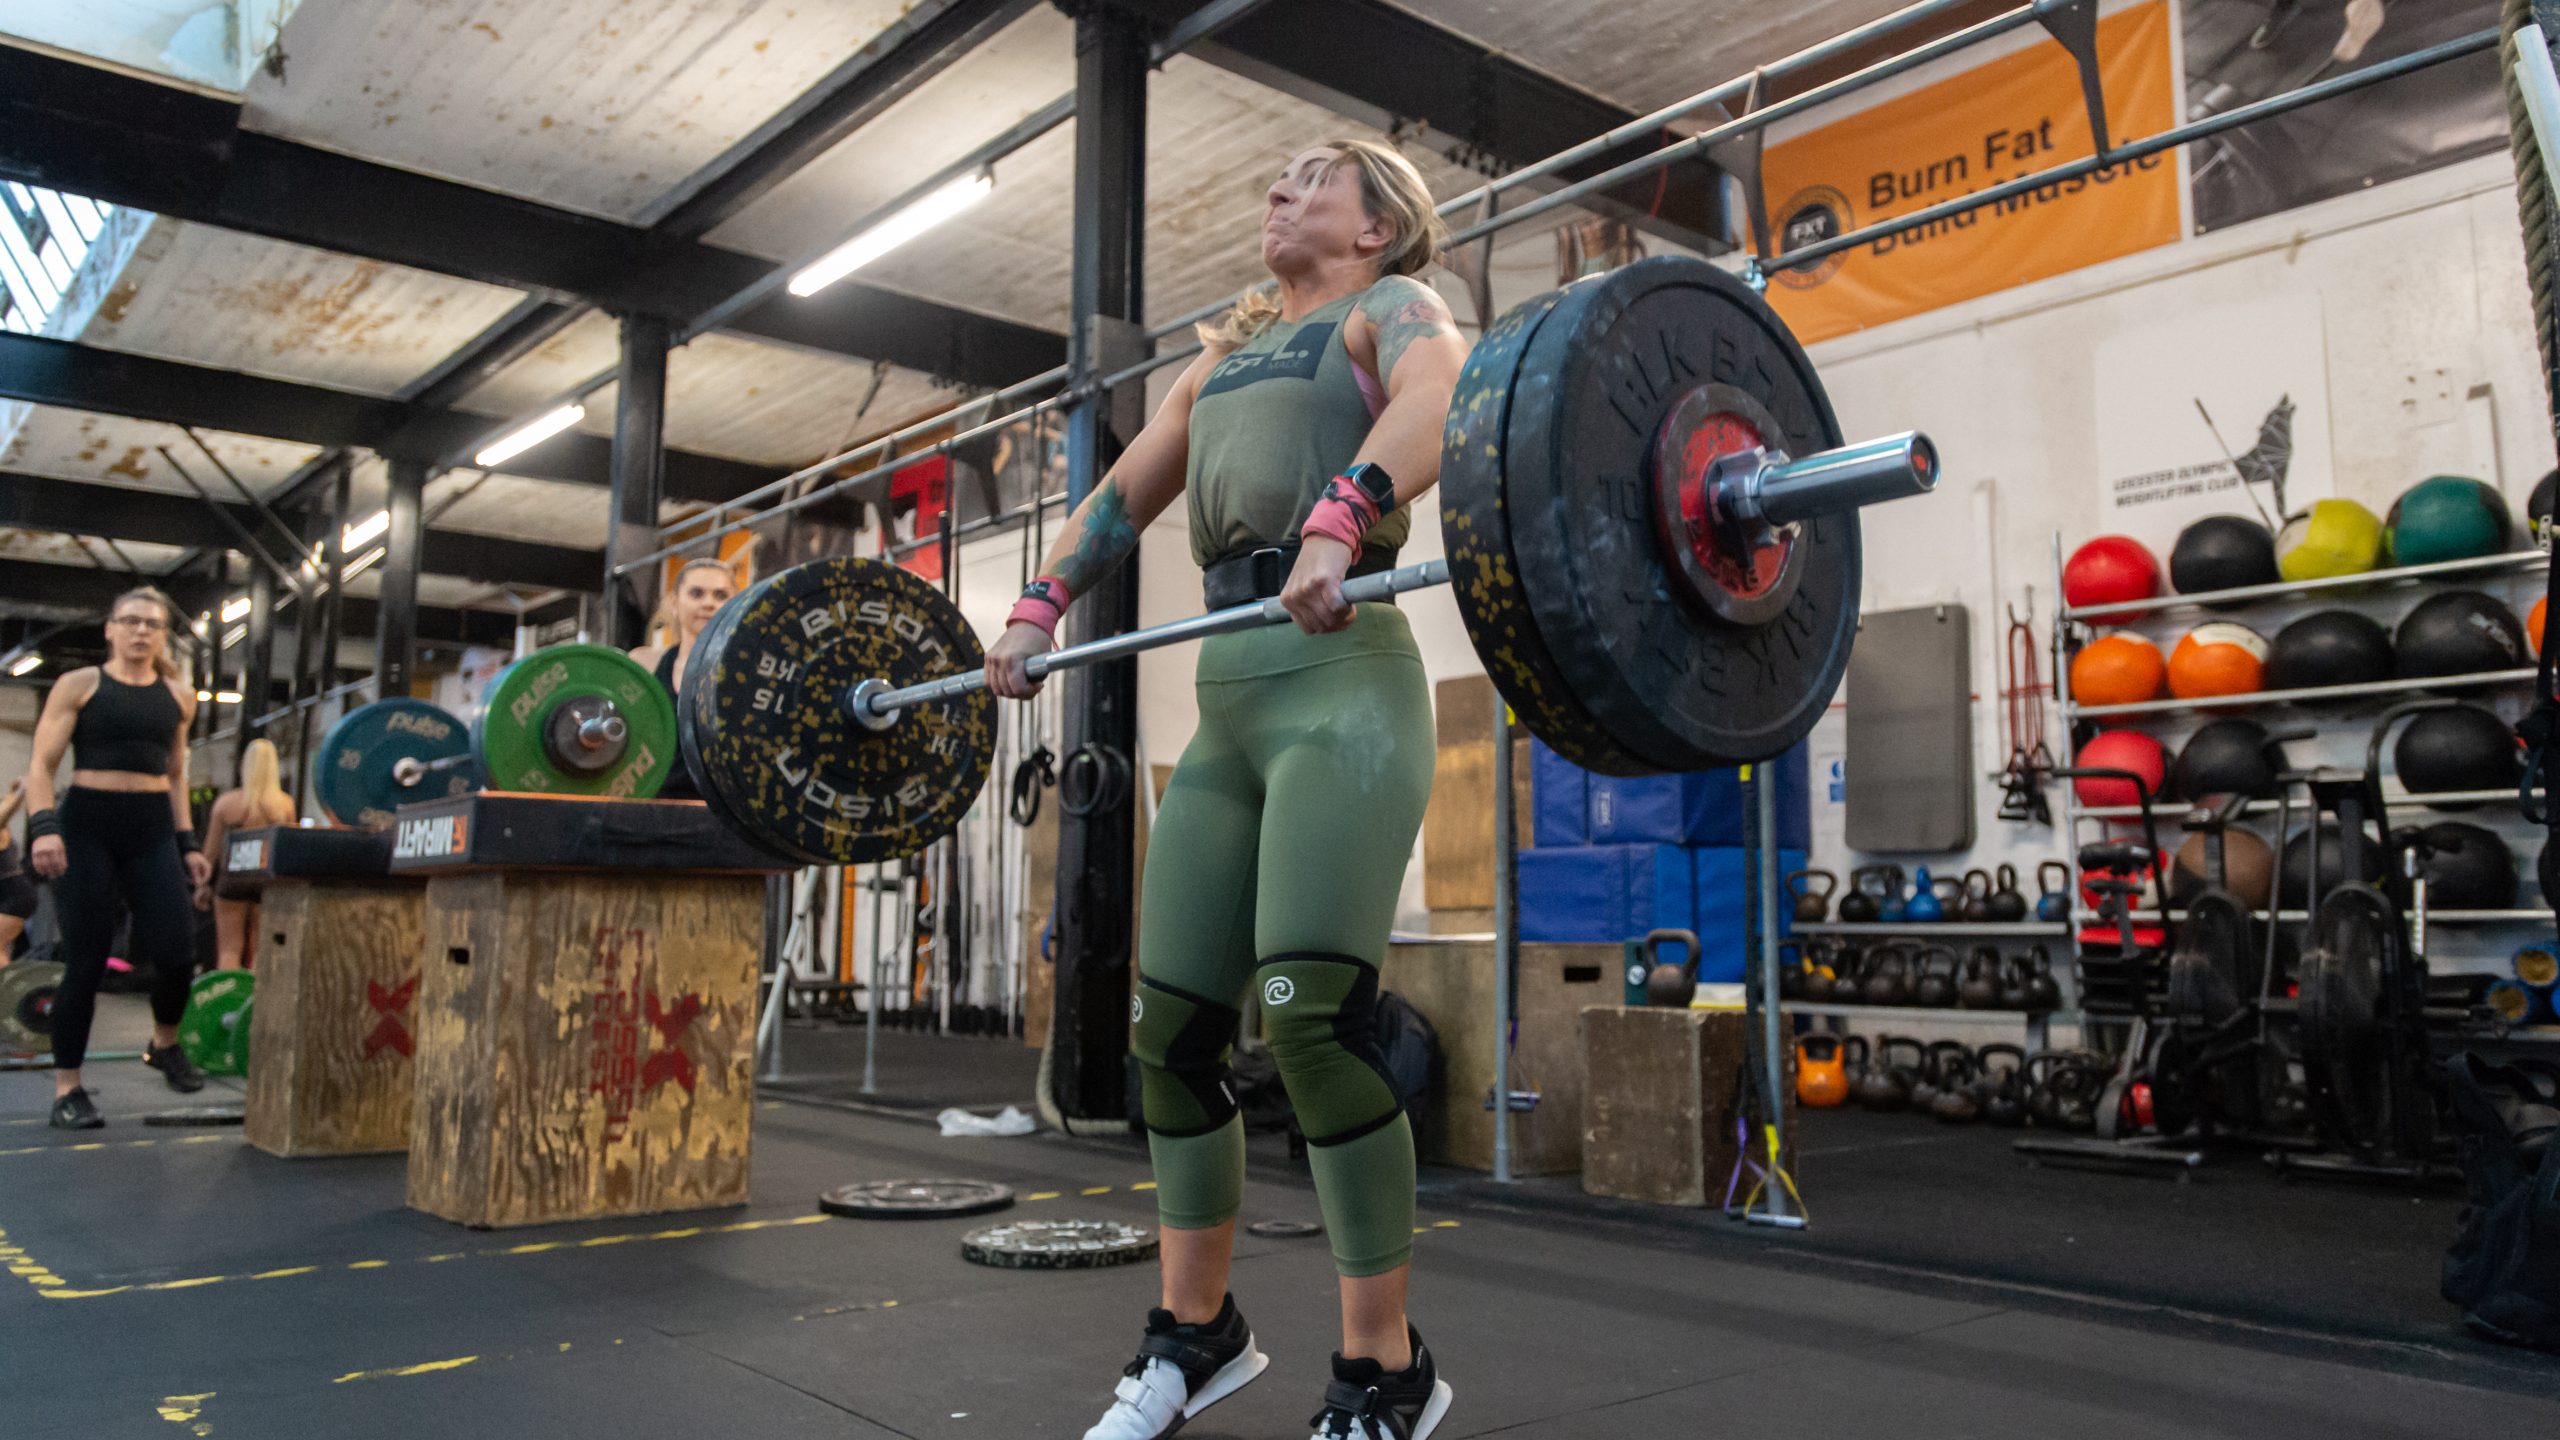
[2440,1052,2560,1351]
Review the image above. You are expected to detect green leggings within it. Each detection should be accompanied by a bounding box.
[1131,603,1435,1277]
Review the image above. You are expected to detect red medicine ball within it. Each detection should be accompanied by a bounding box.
[2073,729,2167,809]
[2064,536,2163,623]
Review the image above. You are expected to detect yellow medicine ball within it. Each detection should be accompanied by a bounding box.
[2275,499,2385,583]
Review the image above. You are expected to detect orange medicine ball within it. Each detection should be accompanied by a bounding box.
[2069,633,2167,706]
[2168,622,2268,701]
[2532,596,2546,658]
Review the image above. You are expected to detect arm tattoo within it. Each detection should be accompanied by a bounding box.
[1051,480,1140,597]
[1359,277,1459,387]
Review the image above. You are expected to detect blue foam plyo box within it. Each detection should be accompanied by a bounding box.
[1578,745,1812,850]
[1530,739,1589,847]
[1516,844,1695,944]
[1691,847,1808,983]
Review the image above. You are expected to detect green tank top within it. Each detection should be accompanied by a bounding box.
[1184,285,1413,567]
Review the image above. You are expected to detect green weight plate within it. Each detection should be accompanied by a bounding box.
[222,992,253,1078]
[960,1218,1158,1270]
[0,960,65,1052]
[1502,256,1859,770]
[315,698,474,828]
[1441,284,1653,777]
[685,558,995,865]
[177,970,254,1073]
[473,644,676,799]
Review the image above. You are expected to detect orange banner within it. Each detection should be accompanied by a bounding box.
[1759,1,2180,344]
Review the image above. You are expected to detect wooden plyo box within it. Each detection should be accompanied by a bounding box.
[1378,939,1616,1176]
[406,869,764,1228]
[1578,1006,1796,1208]
[243,875,429,1157]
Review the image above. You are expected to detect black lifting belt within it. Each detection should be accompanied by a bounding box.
[1202,543,1399,610]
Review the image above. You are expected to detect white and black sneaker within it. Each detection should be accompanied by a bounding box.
[1308,1326,1452,1440]
[1083,1294,1268,1440]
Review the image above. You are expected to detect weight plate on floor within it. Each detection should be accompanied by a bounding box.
[817,1178,1016,1219]
[1502,255,1859,770]
[1246,1219,1323,1239]
[144,1104,246,1127]
[0,960,64,1051]
[684,558,996,864]
[960,1218,1159,1270]
[474,644,675,799]
[314,698,474,828]
[1442,285,1654,777]
[177,970,254,1073]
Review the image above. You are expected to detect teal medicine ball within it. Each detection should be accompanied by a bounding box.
[2384,475,2512,567]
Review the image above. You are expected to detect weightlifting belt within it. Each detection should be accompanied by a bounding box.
[1202,543,1399,609]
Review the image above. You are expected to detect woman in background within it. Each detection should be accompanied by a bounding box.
[629,557,738,800]
[195,738,298,969]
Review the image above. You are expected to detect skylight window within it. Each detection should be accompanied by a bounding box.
[0,184,111,335]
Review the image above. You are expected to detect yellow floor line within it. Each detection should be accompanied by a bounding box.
[333,1355,479,1385]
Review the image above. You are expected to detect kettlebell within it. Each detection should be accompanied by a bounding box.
[2023,947,2063,1011]
[1780,948,1812,1001]
[1929,1043,1981,1123]
[1861,945,1914,1006]
[1960,869,1995,923]
[2034,860,2073,922]
[1796,1035,1850,1108]
[1985,863,2029,923]
[1904,866,1944,923]
[1975,1044,2029,1128]
[1957,946,2004,1009]
[1788,869,1837,925]
[1860,1037,1923,1111]
[1837,1034,1872,1100]
[1839,866,1887,923]
[1827,948,1869,1004]
[1875,865,1911,924]
[1907,1044,1945,1113]
[1913,946,1959,1008]
[2024,1051,2080,1129]
[1998,952,2033,1009]
[1640,928,1704,1008]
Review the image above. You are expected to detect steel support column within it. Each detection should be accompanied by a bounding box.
[607,316,672,649]
[1049,0,1150,1121]
[240,564,277,768]
[377,457,427,698]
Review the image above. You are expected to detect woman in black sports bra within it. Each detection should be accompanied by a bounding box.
[627,558,737,800]
[21,586,212,1127]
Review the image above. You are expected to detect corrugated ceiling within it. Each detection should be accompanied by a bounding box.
[0,405,320,496]
[240,0,920,223]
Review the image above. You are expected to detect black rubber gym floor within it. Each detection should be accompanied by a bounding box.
[4,999,2554,1439]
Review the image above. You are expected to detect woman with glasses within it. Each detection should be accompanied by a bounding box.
[20,587,212,1127]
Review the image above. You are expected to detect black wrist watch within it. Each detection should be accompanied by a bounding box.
[1341,461,1398,515]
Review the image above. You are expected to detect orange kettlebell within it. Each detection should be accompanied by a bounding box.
[1797,1035,1851,1109]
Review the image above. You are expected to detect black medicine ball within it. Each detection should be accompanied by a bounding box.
[2532,468,2556,551]
[2394,589,2526,681]
[2265,610,2393,702]
[2398,822,2516,909]
[2391,704,2519,801]
[2169,718,2282,800]
[2279,820,2386,907]
[2169,515,2280,602]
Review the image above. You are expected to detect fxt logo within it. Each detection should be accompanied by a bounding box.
[227,836,267,875]
[364,975,420,1059]
[587,926,704,1145]
[391,813,470,860]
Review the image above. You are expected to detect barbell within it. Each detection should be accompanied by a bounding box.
[313,644,676,827]
[678,257,1941,866]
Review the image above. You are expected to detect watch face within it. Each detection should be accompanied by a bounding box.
[1348,462,1396,512]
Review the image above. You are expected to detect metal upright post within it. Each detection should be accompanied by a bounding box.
[1047,0,1148,1121]
[865,860,887,1095]
[1492,691,1517,1183]
[1752,766,1796,1224]
[239,564,276,768]
[377,456,427,698]
[607,315,671,650]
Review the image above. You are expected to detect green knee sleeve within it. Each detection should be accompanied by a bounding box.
[1256,953,1402,1145]
[1130,976,1240,1138]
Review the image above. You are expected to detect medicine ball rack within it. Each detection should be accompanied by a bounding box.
[2047,533,2558,1172]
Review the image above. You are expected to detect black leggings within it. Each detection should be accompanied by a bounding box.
[51,788,194,1069]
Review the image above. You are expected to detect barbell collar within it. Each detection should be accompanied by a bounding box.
[577,711,628,750]
[1725,431,1937,527]
[391,751,476,787]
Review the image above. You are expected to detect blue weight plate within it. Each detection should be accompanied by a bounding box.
[314,699,473,829]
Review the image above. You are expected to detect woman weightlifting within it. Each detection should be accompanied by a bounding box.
[21,587,213,1126]
[629,557,737,800]
[984,140,1468,1440]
